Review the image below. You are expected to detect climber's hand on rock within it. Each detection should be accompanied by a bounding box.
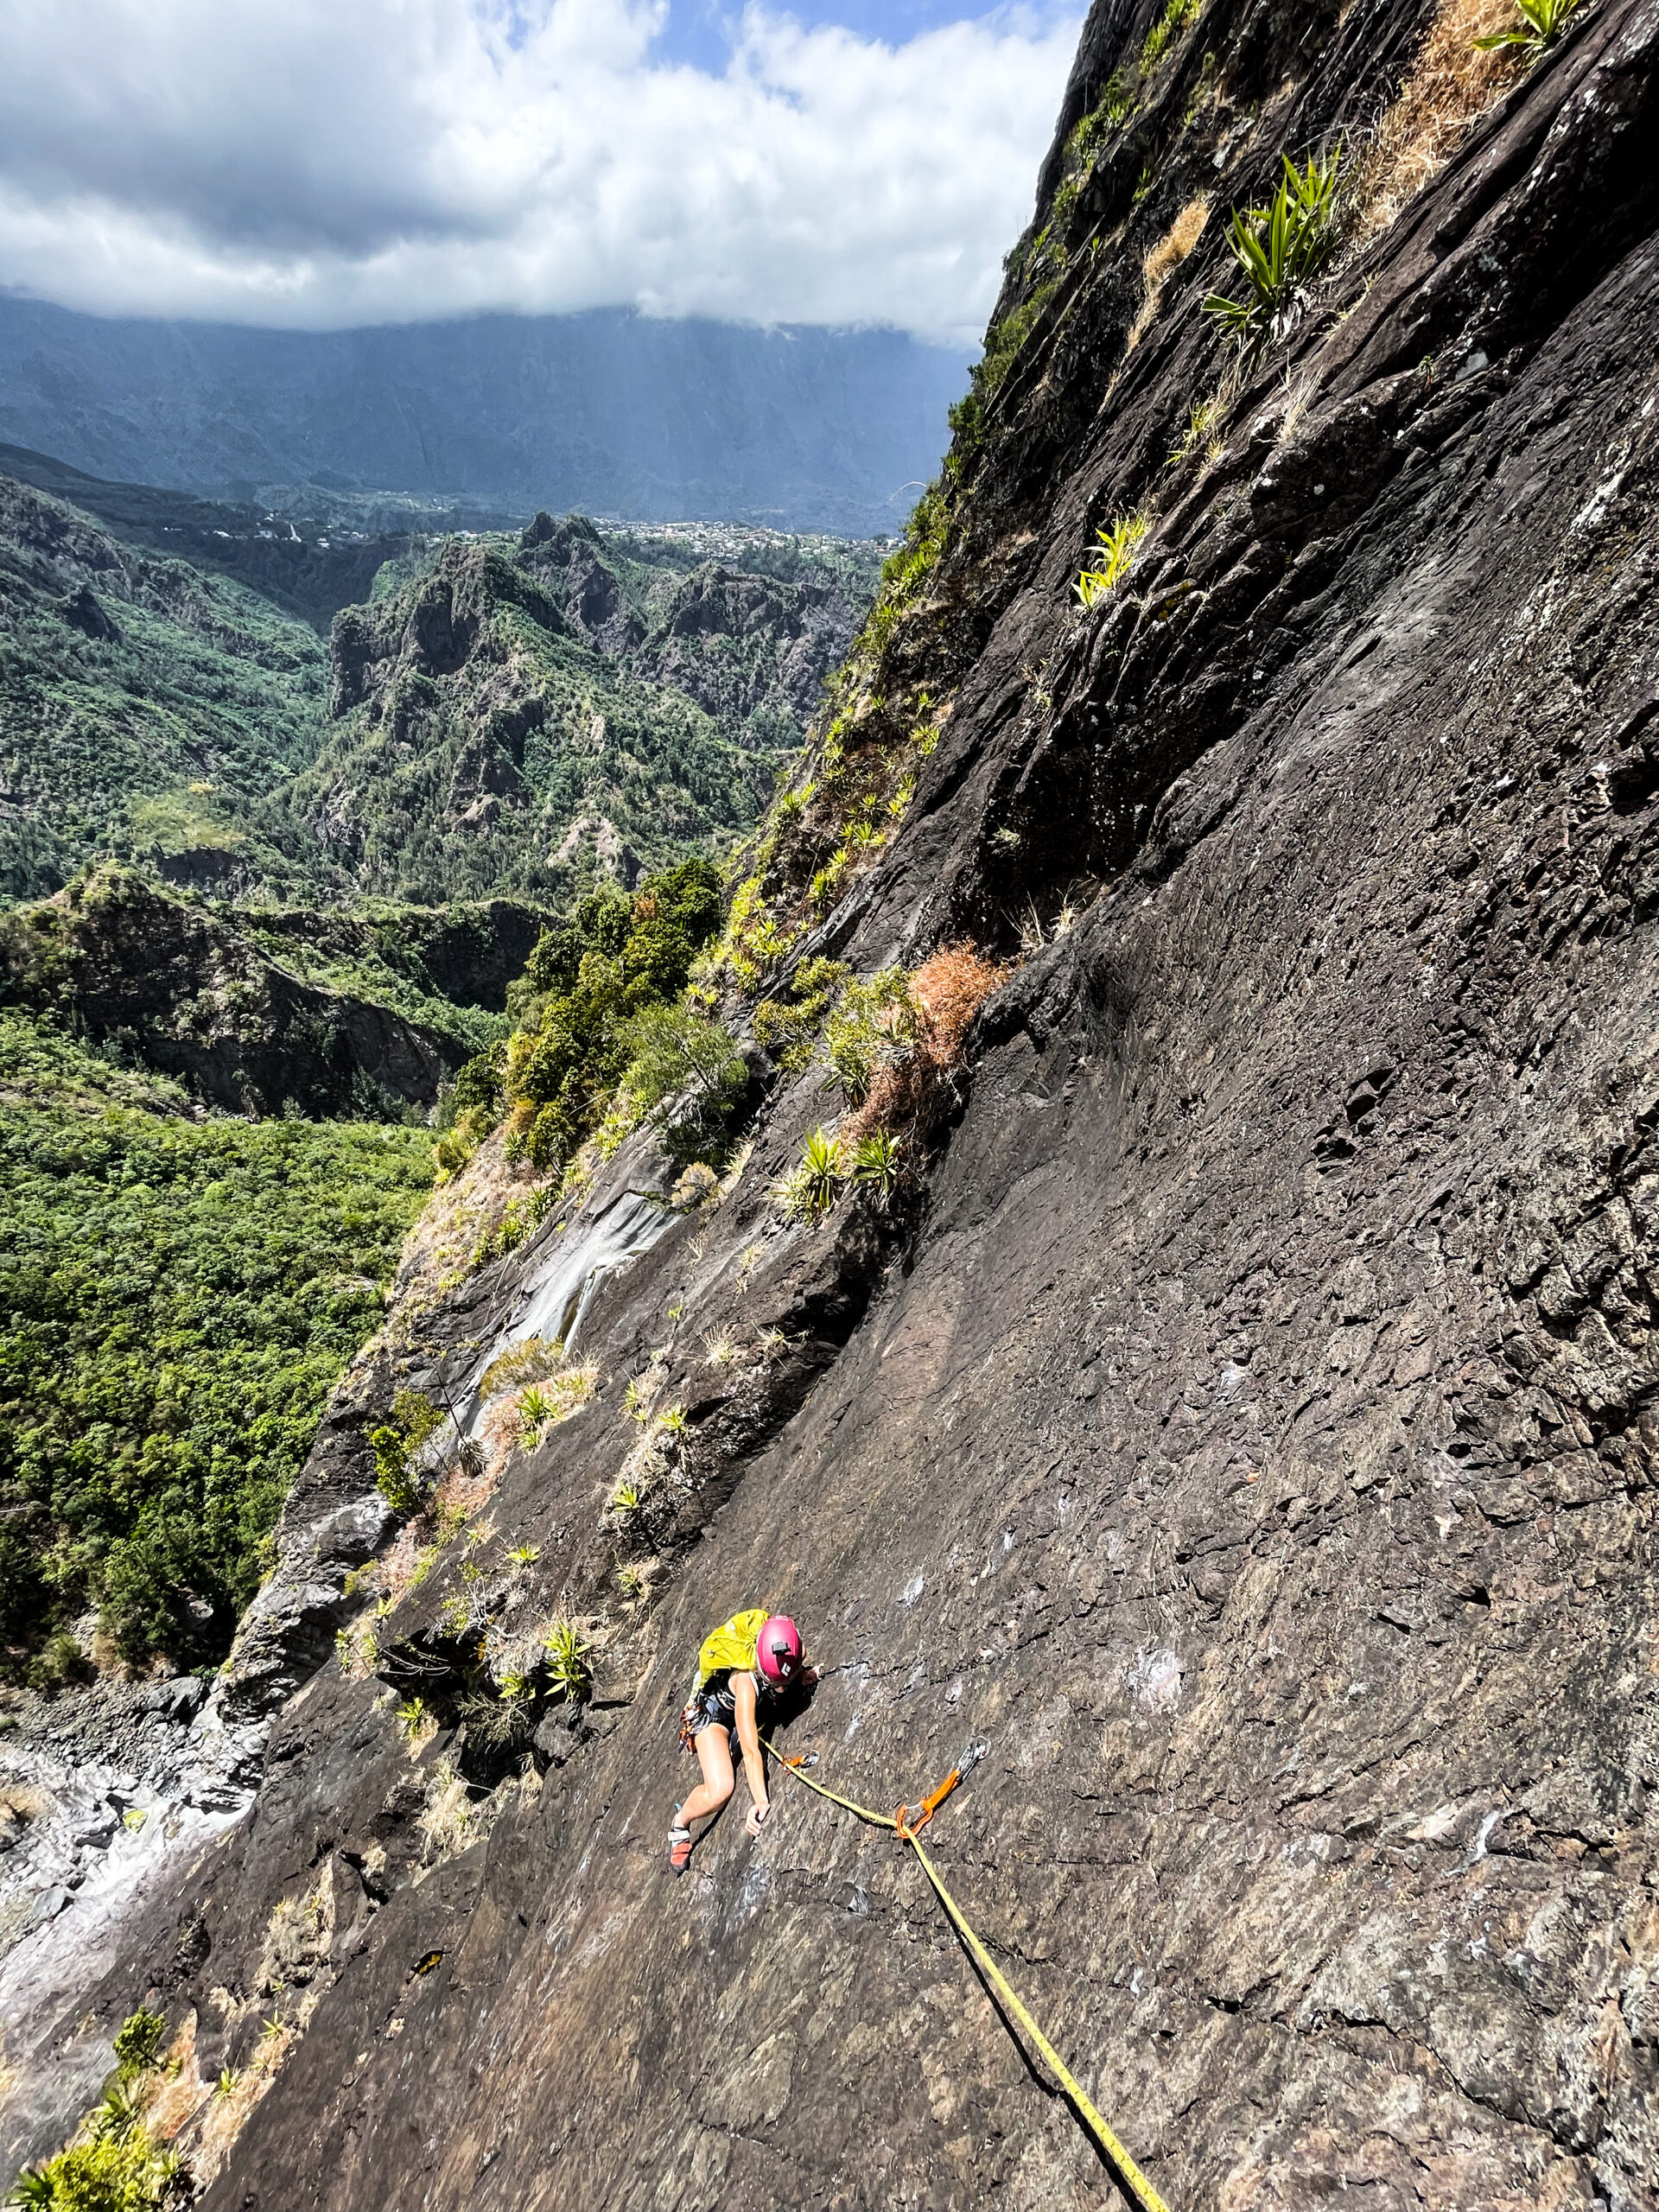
[745,1801,771,1837]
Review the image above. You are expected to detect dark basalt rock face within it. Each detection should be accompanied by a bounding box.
[7,0,1659,2205]
[518,511,648,657]
[59,582,119,643]
[330,543,566,718]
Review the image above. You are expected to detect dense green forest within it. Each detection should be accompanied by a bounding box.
[0,1014,435,1675]
[0,856,736,1679]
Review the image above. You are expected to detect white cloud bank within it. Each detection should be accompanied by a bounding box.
[0,0,1081,344]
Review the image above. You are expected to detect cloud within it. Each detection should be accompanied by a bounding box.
[0,0,1080,343]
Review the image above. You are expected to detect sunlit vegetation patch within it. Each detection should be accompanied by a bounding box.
[494,857,734,1177]
[1076,512,1153,607]
[9,2006,190,2209]
[1473,0,1580,55]
[751,957,853,1074]
[1203,149,1344,354]
[369,1390,447,1515]
[709,689,939,1001]
[0,1014,434,1675]
[431,857,734,1192]
[771,945,1006,1224]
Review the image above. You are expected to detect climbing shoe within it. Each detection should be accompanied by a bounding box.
[667,1821,693,1876]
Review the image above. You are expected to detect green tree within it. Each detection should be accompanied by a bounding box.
[620,1003,748,1168]
[0,1014,433,1671]
[503,860,728,1176]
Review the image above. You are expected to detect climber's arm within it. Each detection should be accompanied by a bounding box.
[732,1673,770,1834]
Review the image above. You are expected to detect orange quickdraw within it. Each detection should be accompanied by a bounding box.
[894,1765,963,1840]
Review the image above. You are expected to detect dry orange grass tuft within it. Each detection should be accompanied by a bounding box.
[428,1452,495,1522]
[848,943,1007,1147]
[478,1393,525,1484]
[912,944,1007,1065]
[143,1993,320,2196]
[1346,0,1521,242]
[1128,194,1212,350]
[137,2017,205,2145]
[1146,194,1213,289]
[0,1781,54,1823]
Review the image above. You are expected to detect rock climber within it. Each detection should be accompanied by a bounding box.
[668,1607,817,1874]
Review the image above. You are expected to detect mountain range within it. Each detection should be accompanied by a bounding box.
[0,297,969,536]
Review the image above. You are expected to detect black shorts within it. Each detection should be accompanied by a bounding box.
[680,1681,738,1752]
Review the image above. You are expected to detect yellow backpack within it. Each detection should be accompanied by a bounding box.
[690,1607,768,1700]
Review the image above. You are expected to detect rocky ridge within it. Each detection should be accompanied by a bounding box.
[0,868,545,1114]
[0,442,417,632]
[3,0,1659,2206]
[1,468,878,908]
[291,516,878,906]
[517,511,862,733]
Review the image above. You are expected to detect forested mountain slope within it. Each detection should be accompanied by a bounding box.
[3,0,1658,2206]
[0,1010,436,1680]
[0,443,420,631]
[0,474,331,901]
[0,474,878,906]
[0,868,545,1112]
[299,513,876,904]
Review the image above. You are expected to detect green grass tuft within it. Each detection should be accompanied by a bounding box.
[1203,149,1344,352]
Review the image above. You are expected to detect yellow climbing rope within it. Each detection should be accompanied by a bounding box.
[763,1739,1172,2212]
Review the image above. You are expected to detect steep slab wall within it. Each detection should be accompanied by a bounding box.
[5,0,1658,2205]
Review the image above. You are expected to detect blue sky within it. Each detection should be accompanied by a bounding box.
[0,0,1083,340]
[656,0,1046,68]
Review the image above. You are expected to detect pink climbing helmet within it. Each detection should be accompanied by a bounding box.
[755,1614,803,1688]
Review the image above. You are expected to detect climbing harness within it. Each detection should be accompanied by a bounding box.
[764,1738,1172,2212]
